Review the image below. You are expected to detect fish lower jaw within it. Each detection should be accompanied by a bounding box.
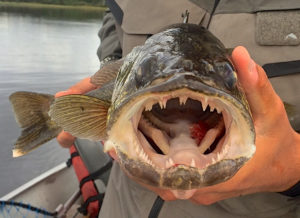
[138,129,231,170]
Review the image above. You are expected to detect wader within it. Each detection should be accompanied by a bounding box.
[94,1,300,217]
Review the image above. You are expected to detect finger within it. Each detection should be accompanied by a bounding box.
[189,190,240,205]
[55,77,97,98]
[232,46,280,116]
[157,191,177,201]
[144,186,177,201]
[55,90,74,98]
[108,149,119,161]
[56,130,75,148]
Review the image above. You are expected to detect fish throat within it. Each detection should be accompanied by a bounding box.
[139,96,225,158]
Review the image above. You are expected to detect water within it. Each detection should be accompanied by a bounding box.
[0,6,104,197]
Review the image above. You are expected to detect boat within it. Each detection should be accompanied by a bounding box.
[0,162,82,217]
[0,139,111,218]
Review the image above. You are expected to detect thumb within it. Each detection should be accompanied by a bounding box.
[55,77,97,98]
[57,131,75,148]
[232,46,281,118]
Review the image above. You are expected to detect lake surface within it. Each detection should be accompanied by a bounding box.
[0,6,104,197]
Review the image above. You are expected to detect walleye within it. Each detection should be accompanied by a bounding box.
[10,24,256,195]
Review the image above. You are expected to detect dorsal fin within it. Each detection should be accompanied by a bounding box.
[86,81,114,104]
[90,59,123,87]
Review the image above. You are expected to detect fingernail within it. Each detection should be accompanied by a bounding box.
[248,59,258,83]
[55,90,69,97]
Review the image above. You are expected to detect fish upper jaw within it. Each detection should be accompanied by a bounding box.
[104,87,255,189]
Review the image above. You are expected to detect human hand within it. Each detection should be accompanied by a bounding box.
[55,77,97,148]
[130,46,300,203]
[187,46,300,204]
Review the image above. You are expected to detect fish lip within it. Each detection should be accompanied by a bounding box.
[148,72,232,95]
[117,148,250,189]
[148,73,222,95]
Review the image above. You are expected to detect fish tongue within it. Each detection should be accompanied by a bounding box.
[169,134,206,167]
[171,189,197,199]
[169,133,198,150]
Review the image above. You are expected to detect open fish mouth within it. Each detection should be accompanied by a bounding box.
[105,77,255,190]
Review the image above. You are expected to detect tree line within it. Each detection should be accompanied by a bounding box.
[0,0,106,6]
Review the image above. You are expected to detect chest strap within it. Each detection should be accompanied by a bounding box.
[263,60,300,78]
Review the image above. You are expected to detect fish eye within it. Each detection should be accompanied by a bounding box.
[135,56,158,87]
[140,56,158,74]
[215,62,237,90]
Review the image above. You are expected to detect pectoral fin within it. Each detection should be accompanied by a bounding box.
[49,95,110,141]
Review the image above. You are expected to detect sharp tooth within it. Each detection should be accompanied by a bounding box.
[179,96,188,105]
[145,154,150,163]
[211,157,216,164]
[169,158,174,166]
[191,158,196,167]
[210,104,215,112]
[148,160,154,167]
[159,101,164,109]
[135,146,140,154]
[166,159,173,168]
[202,97,208,111]
[145,102,153,111]
[158,97,168,109]
[217,153,221,161]
[216,107,221,114]
[165,159,170,168]
[162,99,167,109]
[138,150,143,158]
[221,144,229,156]
[144,151,148,158]
[142,152,147,160]
[139,149,146,159]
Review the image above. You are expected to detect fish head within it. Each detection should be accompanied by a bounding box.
[104,24,255,193]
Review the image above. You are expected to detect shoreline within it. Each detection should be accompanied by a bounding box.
[0,1,107,11]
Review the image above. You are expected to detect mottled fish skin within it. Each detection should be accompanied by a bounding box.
[108,24,250,129]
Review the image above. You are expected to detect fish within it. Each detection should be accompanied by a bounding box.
[9,24,256,197]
